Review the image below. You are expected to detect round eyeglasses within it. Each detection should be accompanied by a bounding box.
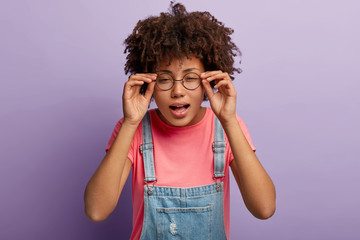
[155,72,202,91]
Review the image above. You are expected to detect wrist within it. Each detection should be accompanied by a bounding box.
[219,115,238,130]
[122,118,141,130]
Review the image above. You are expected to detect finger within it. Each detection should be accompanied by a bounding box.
[133,73,157,78]
[204,73,230,82]
[128,76,153,84]
[144,82,155,101]
[125,80,147,88]
[202,80,215,99]
[123,81,146,98]
[129,74,157,83]
[213,79,232,89]
[200,71,224,79]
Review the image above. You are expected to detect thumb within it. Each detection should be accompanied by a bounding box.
[202,80,214,99]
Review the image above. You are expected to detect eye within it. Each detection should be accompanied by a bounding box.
[157,74,173,83]
[184,73,200,82]
[185,77,198,81]
[158,78,171,83]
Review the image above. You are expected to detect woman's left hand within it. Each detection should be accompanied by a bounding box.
[201,71,237,124]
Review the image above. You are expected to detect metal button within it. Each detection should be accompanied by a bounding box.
[216,183,221,191]
[147,187,154,195]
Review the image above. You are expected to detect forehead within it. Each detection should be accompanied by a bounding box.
[156,56,204,72]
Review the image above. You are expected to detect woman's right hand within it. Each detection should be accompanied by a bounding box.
[122,73,157,126]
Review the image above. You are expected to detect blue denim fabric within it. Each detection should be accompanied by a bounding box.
[139,112,227,240]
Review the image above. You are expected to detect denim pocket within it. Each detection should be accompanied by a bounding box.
[156,205,213,240]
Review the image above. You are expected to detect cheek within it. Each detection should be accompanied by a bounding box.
[192,88,205,104]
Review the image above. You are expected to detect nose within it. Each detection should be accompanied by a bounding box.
[171,80,186,98]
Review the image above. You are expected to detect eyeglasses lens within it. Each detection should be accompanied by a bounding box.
[155,72,201,90]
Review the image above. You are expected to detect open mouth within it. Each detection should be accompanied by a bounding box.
[169,104,190,112]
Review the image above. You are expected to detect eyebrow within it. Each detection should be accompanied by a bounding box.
[158,68,201,74]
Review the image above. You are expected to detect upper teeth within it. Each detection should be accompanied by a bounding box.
[175,105,184,107]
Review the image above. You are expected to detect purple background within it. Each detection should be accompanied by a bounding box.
[1,0,359,239]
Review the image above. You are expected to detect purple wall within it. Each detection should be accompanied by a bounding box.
[1,0,359,239]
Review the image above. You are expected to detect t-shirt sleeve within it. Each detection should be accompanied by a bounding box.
[227,115,256,163]
[105,118,135,164]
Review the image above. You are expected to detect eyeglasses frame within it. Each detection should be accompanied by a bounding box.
[154,72,202,91]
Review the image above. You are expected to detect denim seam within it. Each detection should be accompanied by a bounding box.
[147,192,221,198]
[156,205,213,213]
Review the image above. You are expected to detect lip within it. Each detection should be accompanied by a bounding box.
[169,102,189,107]
[169,102,190,118]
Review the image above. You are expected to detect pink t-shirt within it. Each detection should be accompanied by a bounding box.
[105,108,256,240]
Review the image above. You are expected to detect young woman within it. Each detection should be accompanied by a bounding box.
[84,3,276,239]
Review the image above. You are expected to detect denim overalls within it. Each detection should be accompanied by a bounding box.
[139,112,228,240]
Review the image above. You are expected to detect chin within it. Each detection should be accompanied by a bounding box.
[166,117,192,127]
[163,113,194,127]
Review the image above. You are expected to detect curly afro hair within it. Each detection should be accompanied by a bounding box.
[124,2,242,97]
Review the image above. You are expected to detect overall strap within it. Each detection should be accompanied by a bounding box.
[213,116,226,178]
[140,112,157,183]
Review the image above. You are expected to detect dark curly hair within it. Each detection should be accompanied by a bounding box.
[124,2,242,97]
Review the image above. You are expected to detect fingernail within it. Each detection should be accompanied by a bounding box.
[201,73,206,77]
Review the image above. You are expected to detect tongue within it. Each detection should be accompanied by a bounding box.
[172,106,187,112]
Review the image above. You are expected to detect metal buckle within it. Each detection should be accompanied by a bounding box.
[144,178,157,195]
[212,141,226,152]
[139,143,153,154]
[213,175,224,192]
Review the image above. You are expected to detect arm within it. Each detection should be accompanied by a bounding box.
[226,119,275,219]
[202,71,276,219]
[84,73,156,221]
[84,124,135,222]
